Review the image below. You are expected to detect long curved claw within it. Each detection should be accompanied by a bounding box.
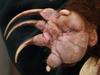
[4,9,43,37]
[15,33,50,63]
[15,38,32,63]
[79,57,100,75]
[6,20,46,40]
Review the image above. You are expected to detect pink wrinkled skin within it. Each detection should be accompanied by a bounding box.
[35,9,94,68]
[11,8,97,69]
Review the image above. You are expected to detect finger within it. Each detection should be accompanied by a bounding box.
[45,21,62,40]
[79,57,100,75]
[46,53,61,70]
[4,9,43,37]
[32,33,50,46]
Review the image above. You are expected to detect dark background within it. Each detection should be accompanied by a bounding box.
[0,0,85,75]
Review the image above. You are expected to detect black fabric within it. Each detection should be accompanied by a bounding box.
[0,0,85,75]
